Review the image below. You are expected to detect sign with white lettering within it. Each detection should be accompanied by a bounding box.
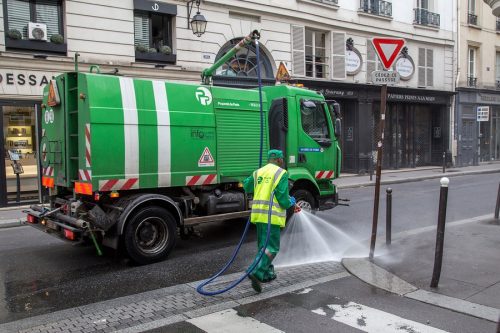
[0,69,59,96]
[371,70,400,85]
[477,106,490,122]
[345,50,362,75]
[395,57,414,80]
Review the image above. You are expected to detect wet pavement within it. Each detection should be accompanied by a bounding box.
[0,173,498,327]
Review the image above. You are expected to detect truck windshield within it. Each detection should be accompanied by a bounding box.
[300,99,331,143]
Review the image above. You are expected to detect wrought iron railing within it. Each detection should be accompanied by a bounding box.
[359,0,392,17]
[497,19,500,31]
[467,76,477,87]
[414,8,440,27]
[496,80,500,89]
[468,13,478,25]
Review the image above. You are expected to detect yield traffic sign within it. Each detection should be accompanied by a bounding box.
[371,38,406,70]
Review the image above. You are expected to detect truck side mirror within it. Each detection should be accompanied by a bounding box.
[335,118,342,138]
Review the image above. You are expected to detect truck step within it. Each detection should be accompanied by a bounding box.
[183,210,251,227]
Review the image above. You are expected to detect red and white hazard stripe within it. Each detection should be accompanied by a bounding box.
[186,174,217,186]
[98,178,139,192]
[315,170,335,179]
[78,169,92,182]
[85,123,91,167]
[43,166,54,177]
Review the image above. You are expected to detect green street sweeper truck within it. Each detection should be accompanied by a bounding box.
[25,31,342,264]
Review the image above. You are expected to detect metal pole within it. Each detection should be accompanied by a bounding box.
[431,177,450,288]
[495,182,500,219]
[16,173,21,203]
[369,84,387,260]
[442,151,446,173]
[369,156,373,181]
[386,187,392,245]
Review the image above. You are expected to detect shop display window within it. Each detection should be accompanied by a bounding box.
[3,105,39,203]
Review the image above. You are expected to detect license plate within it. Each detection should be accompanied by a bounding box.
[45,220,58,230]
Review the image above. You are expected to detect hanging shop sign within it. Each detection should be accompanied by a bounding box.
[395,56,415,80]
[477,106,490,122]
[345,50,362,75]
[0,69,59,96]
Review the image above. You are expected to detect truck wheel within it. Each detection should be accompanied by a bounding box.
[124,206,177,265]
[291,189,315,213]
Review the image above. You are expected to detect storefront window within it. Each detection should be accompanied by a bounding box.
[3,105,39,203]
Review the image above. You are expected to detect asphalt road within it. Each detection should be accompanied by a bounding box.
[0,173,497,324]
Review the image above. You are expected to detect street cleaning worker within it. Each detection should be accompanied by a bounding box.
[243,149,300,293]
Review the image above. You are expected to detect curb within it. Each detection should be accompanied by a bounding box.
[0,219,24,229]
[341,258,500,322]
[337,168,500,189]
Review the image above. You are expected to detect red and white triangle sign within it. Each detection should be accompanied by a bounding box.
[371,38,406,70]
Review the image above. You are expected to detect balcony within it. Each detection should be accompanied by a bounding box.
[311,0,338,5]
[467,76,478,87]
[468,13,478,25]
[484,0,500,17]
[496,80,500,89]
[497,18,500,31]
[359,0,392,17]
[414,8,440,27]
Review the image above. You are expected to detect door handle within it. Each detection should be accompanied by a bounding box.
[298,153,307,163]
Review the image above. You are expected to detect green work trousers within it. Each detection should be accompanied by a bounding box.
[249,222,281,282]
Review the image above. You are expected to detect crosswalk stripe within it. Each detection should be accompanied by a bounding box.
[187,309,284,333]
[312,301,449,333]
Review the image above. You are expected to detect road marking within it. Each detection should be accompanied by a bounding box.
[313,301,449,333]
[187,309,284,333]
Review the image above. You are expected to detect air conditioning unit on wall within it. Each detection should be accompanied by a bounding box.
[28,22,47,41]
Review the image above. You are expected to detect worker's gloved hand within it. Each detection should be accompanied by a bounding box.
[290,196,296,206]
[294,204,302,213]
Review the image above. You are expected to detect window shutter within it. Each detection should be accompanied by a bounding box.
[291,25,305,77]
[426,49,433,87]
[35,0,62,38]
[418,48,426,87]
[331,32,346,80]
[134,13,150,47]
[6,0,31,39]
[366,40,375,81]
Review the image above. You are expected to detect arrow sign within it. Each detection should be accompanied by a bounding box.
[371,38,406,70]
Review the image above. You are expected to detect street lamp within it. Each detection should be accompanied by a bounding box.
[187,0,207,37]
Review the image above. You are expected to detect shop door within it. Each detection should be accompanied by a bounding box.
[1,103,41,205]
[460,119,475,166]
[492,110,500,160]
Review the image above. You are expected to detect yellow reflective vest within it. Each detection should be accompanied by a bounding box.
[250,163,287,227]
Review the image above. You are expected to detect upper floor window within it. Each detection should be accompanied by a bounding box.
[414,0,440,27]
[468,47,477,87]
[359,0,392,17]
[133,0,177,64]
[305,29,329,78]
[468,0,478,25]
[495,52,500,89]
[4,0,66,54]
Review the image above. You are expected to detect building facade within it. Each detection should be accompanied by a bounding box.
[0,0,456,206]
[456,0,500,166]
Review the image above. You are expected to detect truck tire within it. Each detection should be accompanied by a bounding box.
[291,189,315,213]
[124,206,176,265]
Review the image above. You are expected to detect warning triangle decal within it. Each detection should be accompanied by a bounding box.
[198,147,215,167]
[276,62,291,82]
[372,38,405,70]
[47,80,60,107]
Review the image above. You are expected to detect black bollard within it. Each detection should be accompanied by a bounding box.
[16,173,20,203]
[370,157,374,181]
[442,152,446,173]
[431,177,449,288]
[495,183,500,219]
[386,188,392,245]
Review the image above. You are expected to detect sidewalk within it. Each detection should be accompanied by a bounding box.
[1,163,498,229]
[343,215,500,322]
